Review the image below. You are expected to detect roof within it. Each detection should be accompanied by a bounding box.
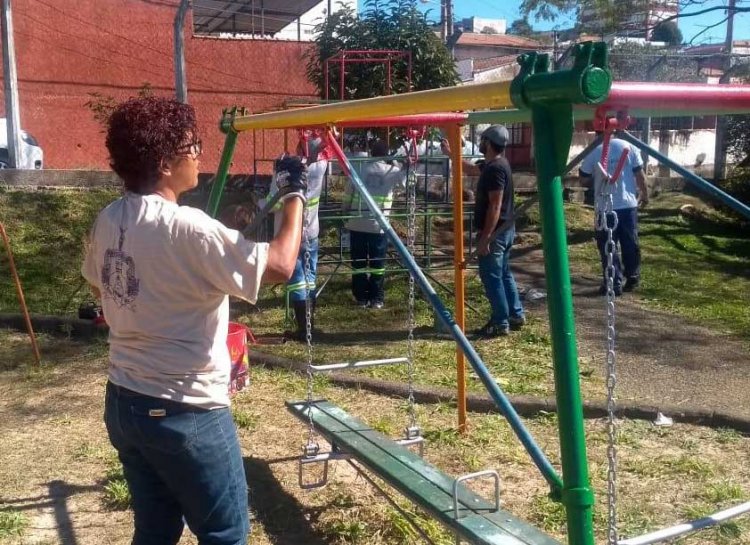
[192,0,321,36]
[454,33,543,50]
[473,55,518,73]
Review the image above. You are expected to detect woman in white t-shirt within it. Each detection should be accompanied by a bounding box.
[82,96,306,545]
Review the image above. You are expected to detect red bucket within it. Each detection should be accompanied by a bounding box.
[226,322,255,396]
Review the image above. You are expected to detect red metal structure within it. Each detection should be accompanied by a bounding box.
[324,50,413,101]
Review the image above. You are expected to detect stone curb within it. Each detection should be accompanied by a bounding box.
[1,314,747,433]
[249,349,750,434]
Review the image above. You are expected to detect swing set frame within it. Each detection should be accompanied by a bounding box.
[205,42,750,545]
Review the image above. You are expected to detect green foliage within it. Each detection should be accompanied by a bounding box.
[507,18,534,37]
[306,0,457,100]
[84,82,154,129]
[608,42,702,83]
[651,21,682,45]
[726,115,750,167]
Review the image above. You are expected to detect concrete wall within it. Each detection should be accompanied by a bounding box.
[568,129,719,178]
[0,0,316,172]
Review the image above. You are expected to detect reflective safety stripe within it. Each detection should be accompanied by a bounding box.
[286,281,315,292]
[351,268,386,275]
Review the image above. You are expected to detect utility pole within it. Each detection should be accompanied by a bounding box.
[174,0,190,103]
[439,0,446,43]
[713,0,735,181]
[1,0,23,169]
[445,0,453,41]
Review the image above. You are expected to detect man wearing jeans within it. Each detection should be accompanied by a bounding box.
[472,125,525,338]
[580,134,649,295]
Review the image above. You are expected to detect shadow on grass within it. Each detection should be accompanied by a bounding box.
[1,480,101,545]
[243,457,329,545]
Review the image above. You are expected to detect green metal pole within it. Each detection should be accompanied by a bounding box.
[533,105,595,545]
[511,42,611,545]
[206,128,239,218]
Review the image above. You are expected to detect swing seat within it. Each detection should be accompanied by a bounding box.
[287,400,560,545]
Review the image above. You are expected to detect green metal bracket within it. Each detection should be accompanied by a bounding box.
[207,107,245,217]
[508,41,611,545]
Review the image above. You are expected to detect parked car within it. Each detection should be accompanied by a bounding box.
[0,118,43,169]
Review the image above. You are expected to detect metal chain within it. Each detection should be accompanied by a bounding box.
[599,182,620,545]
[406,167,418,431]
[302,192,318,455]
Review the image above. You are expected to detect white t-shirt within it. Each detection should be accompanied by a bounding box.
[343,161,407,234]
[82,193,269,409]
[580,138,644,210]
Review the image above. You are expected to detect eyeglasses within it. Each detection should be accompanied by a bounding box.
[176,140,202,158]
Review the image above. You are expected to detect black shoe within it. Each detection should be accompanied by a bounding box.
[355,299,369,308]
[598,284,622,297]
[509,315,526,330]
[370,300,384,310]
[623,278,640,292]
[473,321,510,338]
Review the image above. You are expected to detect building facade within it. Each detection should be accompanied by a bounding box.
[579,0,679,38]
[1,0,317,170]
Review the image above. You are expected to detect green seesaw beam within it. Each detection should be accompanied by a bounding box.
[287,400,561,545]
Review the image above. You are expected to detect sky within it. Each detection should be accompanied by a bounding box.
[358,0,750,44]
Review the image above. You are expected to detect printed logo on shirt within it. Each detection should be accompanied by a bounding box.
[101,227,140,310]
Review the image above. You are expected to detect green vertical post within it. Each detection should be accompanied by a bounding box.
[511,42,611,545]
[206,108,241,218]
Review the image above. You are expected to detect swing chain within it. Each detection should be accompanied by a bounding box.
[406,165,418,433]
[302,166,318,458]
[604,192,619,545]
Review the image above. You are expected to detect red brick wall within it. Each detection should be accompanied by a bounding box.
[0,0,317,172]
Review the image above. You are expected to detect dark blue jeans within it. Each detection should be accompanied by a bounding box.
[104,382,249,545]
[595,206,641,288]
[288,238,319,302]
[350,230,387,303]
[477,228,524,329]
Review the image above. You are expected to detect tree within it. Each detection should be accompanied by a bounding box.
[507,18,534,37]
[651,21,682,45]
[306,0,457,101]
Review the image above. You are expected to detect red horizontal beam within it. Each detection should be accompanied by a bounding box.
[605,82,750,113]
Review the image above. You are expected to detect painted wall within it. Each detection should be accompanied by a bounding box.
[568,129,721,176]
[274,0,357,42]
[0,0,317,171]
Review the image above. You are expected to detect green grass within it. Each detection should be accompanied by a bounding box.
[0,187,119,314]
[566,193,750,340]
[0,510,28,539]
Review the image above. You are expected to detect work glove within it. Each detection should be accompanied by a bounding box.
[273,154,308,205]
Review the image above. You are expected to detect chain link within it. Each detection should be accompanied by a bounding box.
[302,191,318,455]
[598,183,619,545]
[406,168,418,431]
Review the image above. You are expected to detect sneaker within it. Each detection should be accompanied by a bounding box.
[370,300,385,310]
[473,321,510,338]
[355,299,369,308]
[623,278,640,292]
[509,315,526,330]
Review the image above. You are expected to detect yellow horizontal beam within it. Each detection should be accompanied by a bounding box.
[230,81,513,132]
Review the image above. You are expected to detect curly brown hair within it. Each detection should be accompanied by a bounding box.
[106,97,198,194]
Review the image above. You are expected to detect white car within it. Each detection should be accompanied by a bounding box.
[0,118,43,169]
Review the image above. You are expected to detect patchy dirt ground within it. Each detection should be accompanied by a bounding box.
[1,333,749,545]
[508,243,750,418]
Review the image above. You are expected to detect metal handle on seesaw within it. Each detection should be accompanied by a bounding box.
[310,357,408,372]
